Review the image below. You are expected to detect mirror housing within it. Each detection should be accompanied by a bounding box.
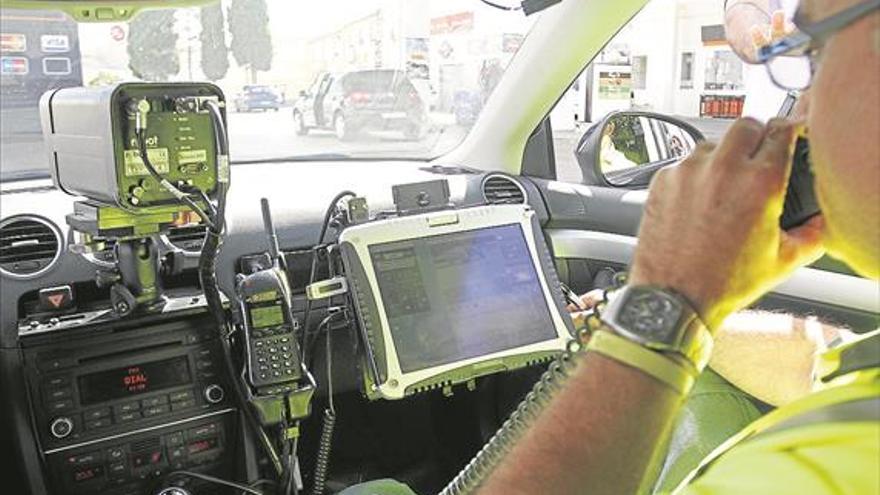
[576,111,704,189]
[2,0,216,22]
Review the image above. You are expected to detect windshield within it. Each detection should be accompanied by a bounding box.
[0,1,535,181]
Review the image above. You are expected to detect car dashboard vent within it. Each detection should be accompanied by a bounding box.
[166,224,207,252]
[482,174,527,205]
[0,216,62,278]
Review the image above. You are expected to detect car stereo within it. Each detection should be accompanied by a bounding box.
[340,204,574,400]
[20,311,236,494]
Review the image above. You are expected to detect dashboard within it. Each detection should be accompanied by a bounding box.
[3,157,877,495]
[0,159,562,495]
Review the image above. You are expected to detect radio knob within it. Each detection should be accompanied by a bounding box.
[203,384,225,404]
[156,488,192,495]
[50,417,74,439]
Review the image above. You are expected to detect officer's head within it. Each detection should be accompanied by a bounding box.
[805,0,879,279]
[728,0,880,278]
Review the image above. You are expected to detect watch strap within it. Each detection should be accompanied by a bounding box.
[587,330,696,395]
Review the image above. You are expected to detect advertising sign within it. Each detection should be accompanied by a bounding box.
[430,12,474,35]
[40,34,70,53]
[598,71,632,100]
[0,33,27,53]
[1,56,29,75]
[42,57,71,75]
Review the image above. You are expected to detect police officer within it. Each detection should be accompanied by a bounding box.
[481,0,880,493]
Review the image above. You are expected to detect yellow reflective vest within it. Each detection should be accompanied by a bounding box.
[673,330,880,495]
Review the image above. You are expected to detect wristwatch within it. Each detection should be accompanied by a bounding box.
[599,285,713,374]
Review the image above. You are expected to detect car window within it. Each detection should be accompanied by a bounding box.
[0,1,537,181]
[550,0,789,184]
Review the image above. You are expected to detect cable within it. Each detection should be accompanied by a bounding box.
[310,312,339,495]
[166,470,264,495]
[478,0,522,11]
[196,98,286,478]
[438,289,614,495]
[134,128,216,230]
[301,191,356,361]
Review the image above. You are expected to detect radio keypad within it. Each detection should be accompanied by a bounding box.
[250,325,299,386]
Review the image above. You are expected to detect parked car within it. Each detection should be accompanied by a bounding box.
[233,85,281,112]
[292,69,426,141]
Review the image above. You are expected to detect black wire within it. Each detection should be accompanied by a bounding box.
[166,470,264,495]
[478,0,522,11]
[196,99,286,479]
[134,129,217,230]
[301,191,355,361]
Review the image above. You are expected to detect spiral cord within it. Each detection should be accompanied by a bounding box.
[311,409,337,495]
[438,287,615,495]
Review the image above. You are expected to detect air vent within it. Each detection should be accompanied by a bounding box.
[0,216,63,278]
[166,224,207,252]
[482,174,526,205]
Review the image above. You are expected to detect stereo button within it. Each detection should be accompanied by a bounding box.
[84,408,111,421]
[169,446,186,461]
[141,396,169,408]
[37,356,75,372]
[143,405,171,417]
[107,447,125,461]
[45,376,70,387]
[114,401,140,416]
[171,399,196,412]
[108,462,127,477]
[203,385,224,404]
[50,417,74,439]
[48,399,74,413]
[85,418,111,430]
[169,390,195,403]
[166,432,185,446]
[117,411,142,423]
[44,387,73,401]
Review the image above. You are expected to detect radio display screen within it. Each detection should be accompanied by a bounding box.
[78,357,192,406]
[369,223,556,373]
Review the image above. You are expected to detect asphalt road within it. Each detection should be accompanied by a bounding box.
[226,107,468,162]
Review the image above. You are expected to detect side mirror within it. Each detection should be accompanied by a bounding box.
[299,90,308,98]
[576,111,704,188]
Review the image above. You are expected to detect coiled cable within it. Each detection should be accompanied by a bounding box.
[311,312,342,495]
[438,289,614,494]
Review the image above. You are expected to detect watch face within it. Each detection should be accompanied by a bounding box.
[617,290,683,344]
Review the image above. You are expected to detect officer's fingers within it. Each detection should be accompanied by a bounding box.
[715,118,766,164]
[751,25,770,49]
[771,10,787,41]
[779,215,826,269]
[752,118,798,169]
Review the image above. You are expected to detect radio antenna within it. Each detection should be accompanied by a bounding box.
[261,198,281,264]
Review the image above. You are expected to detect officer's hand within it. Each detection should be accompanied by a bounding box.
[628,118,825,331]
[565,288,605,313]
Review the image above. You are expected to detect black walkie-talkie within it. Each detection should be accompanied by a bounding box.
[236,199,303,390]
[777,92,821,231]
[780,136,821,230]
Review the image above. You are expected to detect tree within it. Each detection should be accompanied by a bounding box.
[199,4,229,81]
[127,10,179,82]
[228,0,273,83]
